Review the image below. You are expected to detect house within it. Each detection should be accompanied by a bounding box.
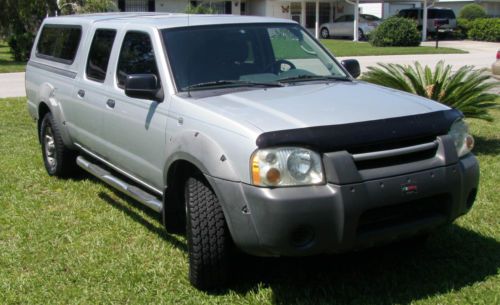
[113,0,356,33]
[383,0,500,17]
[113,0,498,41]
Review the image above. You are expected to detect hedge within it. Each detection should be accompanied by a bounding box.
[369,16,421,47]
[459,3,487,20]
[468,18,500,42]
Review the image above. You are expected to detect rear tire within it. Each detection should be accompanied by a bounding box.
[320,27,330,39]
[185,174,232,290]
[40,112,76,177]
[358,28,365,41]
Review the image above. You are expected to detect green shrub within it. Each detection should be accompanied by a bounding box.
[7,32,35,61]
[468,18,500,42]
[369,17,421,47]
[361,61,498,121]
[59,0,118,14]
[455,18,471,39]
[184,4,216,14]
[459,3,487,20]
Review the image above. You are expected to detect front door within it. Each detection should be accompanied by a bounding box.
[101,30,168,191]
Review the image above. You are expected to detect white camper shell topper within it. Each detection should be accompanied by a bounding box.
[26,13,479,290]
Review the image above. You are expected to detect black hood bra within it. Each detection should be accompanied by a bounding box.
[256,108,463,153]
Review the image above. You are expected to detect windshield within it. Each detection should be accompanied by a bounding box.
[161,23,348,91]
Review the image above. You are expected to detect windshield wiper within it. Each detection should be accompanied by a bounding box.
[278,75,351,83]
[184,80,284,91]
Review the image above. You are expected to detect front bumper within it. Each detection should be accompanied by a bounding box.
[207,151,479,257]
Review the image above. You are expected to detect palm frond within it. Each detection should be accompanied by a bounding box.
[361,62,499,120]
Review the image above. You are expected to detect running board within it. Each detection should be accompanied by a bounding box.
[77,156,163,213]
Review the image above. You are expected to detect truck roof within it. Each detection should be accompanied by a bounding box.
[43,13,295,29]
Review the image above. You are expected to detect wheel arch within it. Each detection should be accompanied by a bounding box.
[162,157,239,242]
[35,90,74,149]
[37,102,51,143]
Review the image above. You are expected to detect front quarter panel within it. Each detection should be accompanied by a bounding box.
[164,96,261,185]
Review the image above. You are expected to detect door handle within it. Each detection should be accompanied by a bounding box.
[77,89,85,98]
[106,99,115,108]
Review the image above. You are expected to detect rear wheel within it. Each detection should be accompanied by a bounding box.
[320,27,330,39]
[185,174,232,290]
[358,28,365,41]
[40,112,76,177]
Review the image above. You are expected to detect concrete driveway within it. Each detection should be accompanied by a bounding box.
[337,40,499,73]
[0,72,25,98]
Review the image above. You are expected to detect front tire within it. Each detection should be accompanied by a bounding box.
[185,174,232,290]
[40,112,76,177]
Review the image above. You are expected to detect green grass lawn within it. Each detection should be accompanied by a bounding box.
[322,39,468,57]
[0,41,26,73]
[1,98,499,304]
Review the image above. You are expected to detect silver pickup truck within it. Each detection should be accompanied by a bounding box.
[26,13,479,290]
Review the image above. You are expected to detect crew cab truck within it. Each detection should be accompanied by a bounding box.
[26,13,479,290]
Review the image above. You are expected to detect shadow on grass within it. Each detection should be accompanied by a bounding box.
[472,135,500,156]
[227,225,500,305]
[97,191,187,253]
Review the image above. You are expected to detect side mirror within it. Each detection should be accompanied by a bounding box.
[341,59,361,79]
[125,74,163,102]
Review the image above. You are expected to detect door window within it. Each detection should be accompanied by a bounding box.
[116,31,159,89]
[86,29,117,82]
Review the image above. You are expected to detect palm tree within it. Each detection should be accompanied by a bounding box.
[361,61,499,121]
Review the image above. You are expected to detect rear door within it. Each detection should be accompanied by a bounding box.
[338,15,354,36]
[73,28,118,153]
[332,16,347,36]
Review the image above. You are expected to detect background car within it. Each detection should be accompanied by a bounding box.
[398,7,457,33]
[320,14,381,40]
[492,50,500,77]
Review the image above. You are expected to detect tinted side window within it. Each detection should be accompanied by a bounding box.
[361,14,380,21]
[335,16,346,22]
[429,9,455,19]
[86,29,117,82]
[36,25,82,64]
[116,32,159,88]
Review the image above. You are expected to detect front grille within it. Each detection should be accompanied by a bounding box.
[357,194,450,236]
[350,137,439,170]
[347,136,437,154]
[354,146,438,170]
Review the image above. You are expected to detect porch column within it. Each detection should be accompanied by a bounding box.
[301,0,306,27]
[315,0,319,38]
[353,0,359,41]
[422,0,428,41]
[330,0,334,22]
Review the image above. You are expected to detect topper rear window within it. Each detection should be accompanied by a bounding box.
[36,25,82,64]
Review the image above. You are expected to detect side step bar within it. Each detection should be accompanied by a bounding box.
[77,156,163,213]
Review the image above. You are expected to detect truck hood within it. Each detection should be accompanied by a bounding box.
[196,81,449,132]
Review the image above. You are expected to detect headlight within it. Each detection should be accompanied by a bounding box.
[448,119,474,158]
[251,147,324,187]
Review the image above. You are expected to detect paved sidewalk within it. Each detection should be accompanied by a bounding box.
[338,40,499,72]
[0,72,25,98]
